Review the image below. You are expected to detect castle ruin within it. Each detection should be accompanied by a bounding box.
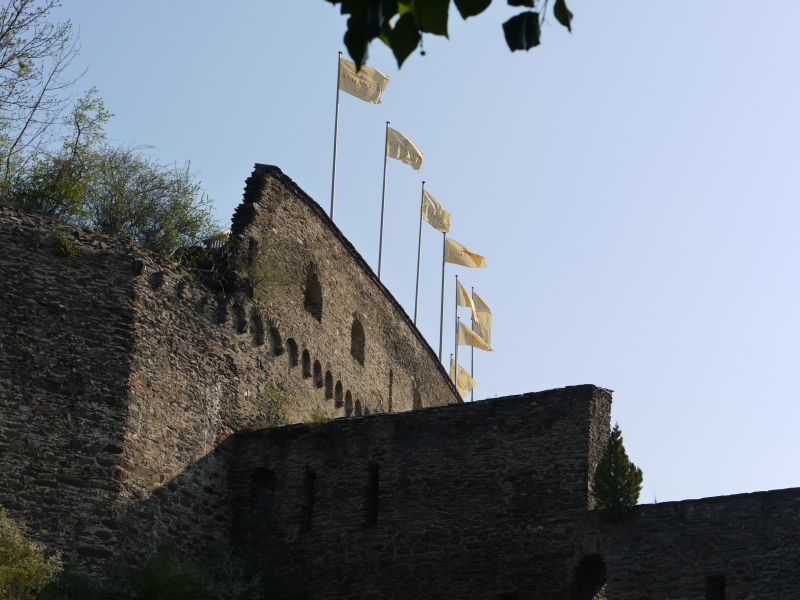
[1,165,798,598]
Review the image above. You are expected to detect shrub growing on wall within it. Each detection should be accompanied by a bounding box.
[0,507,62,599]
[592,424,643,520]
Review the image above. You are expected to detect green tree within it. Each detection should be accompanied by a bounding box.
[7,87,111,220]
[592,423,643,520]
[325,0,574,69]
[0,507,62,600]
[0,0,79,194]
[81,147,216,256]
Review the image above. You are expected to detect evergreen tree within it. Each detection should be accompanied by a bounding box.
[592,423,643,520]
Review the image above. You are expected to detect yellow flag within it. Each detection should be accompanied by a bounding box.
[422,189,451,233]
[456,279,479,324]
[386,127,423,171]
[338,56,390,104]
[445,237,486,268]
[449,358,476,398]
[472,291,492,346]
[457,322,492,351]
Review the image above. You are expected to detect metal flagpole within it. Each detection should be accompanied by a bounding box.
[377,121,390,279]
[454,315,461,392]
[438,232,446,360]
[329,51,342,220]
[454,276,460,373]
[413,181,425,324]
[470,288,475,402]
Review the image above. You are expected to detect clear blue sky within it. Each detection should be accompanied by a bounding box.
[54,1,800,504]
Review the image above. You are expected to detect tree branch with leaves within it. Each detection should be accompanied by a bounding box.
[325,0,574,69]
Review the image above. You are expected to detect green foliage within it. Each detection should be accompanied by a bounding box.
[307,408,332,432]
[53,231,79,258]
[125,551,213,600]
[326,0,574,68]
[80,148,216,256]
[592,423,643,521]
[38,572,102,600]
[0,507,62,600]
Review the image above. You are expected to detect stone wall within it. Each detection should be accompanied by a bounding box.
[231,385,613,600]
[0,206,136,577]
[581,487,800,599]
[225,164,459,423]
[0,164,457,577]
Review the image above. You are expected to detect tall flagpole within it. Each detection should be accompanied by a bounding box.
[438,232,446,360]
[377,121,390,279]
[454,276,460,373]
[330,52,342,220]
[454,315,461,394]
[470,285,475,402]
[413,181,425,324]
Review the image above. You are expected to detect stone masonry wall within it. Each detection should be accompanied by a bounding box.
[0,163,459,577]
[581,487,800,599]
[0,206,136,578]
[231,385,613,600]
[226,164,459,423]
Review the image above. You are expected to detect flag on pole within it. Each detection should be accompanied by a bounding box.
[386,127,423,170]
[472,291,493,346]
[338,56,390,104]
[445,237,487,268]
[456,279,479,324]
[422,189,451,233]
[449,358,476,398]
[457,322,492,351]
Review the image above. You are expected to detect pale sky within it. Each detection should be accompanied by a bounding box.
[55,1,800,504]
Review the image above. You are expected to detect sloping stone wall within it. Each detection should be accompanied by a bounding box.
[231,385,612,600]
[0,163,459,577]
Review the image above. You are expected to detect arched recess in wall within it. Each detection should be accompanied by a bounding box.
[574,555,607,600]
[344,391,353,417]
[269,326,284,356]
[364,406,371,416]
[412,386,422,410]
[249,308,265,346]
[287,338,298,368]
[313,360,323,388]
[302,350,311,378]
[334,381,343,408]
[350,317,365,366]
[354,399,363,416]
[324,371,334,400]
[303,265,323,322]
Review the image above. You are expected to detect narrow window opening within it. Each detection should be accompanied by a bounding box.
[388,369,393,413]
[301,469,316,532]
[574,554,607,600]
[302,350,311,378]
[345,391,353,417]
[412,387,422,410]
[233,304,247,334]
[706,576,726,600]
[324,371,334,400]
[365,464,379,527]
[287,338,299,368]
[303,267,323,322]
[269,326,284,356]
[313,361,323,388]
[334,381,343,408]
[364,406,371,416]
[354,398,363,416]
[350,317,365,365]
[249,308,265,345]
[252,468,277,532]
